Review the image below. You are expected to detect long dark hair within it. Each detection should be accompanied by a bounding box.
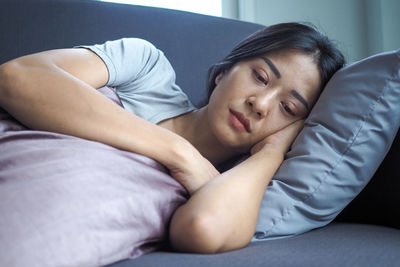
[206,22,345,98]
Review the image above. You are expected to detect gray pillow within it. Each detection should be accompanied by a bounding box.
[254,49,400,240]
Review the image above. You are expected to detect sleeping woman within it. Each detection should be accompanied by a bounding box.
[0,23,344,254]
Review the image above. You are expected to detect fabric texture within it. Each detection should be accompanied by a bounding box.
[78,38,196,124]
[254,49,400,240]
[0,87,187,267]
[115,223,400,267]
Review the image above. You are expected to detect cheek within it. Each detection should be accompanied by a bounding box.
[208,82,228,107]
[211,71,249,104]
[208,111,237,147]
[207,93,226,120]
[207,103,227,136]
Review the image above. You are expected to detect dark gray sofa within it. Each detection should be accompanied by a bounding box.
[1,0,399,266]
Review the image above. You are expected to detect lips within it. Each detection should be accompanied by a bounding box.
[229,109,251,133]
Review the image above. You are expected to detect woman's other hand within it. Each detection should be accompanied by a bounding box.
[250,120,304,156]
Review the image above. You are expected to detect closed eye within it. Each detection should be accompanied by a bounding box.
[281,102,296,116]
[253,70,268,85]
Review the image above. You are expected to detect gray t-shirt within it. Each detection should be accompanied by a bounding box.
[79,38,196,124]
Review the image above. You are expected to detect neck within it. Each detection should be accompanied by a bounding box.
[165,107,243,166]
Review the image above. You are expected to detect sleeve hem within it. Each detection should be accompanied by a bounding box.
[74,45,117,86]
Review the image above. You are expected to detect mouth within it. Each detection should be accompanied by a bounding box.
[229,109,251,133]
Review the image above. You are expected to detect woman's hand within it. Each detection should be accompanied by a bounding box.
[168,120,304,196]
[251,120,304,156]
[166,141,220,195]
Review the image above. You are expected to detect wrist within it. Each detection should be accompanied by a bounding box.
[255,144,285,162]
[158,134,195,168]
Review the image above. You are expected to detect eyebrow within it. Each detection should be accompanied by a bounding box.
[259,56,309,111]
[260,56,281,79]
[291,89,309,110]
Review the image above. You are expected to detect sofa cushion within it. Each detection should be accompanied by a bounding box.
[335,129,400,228]
[112,223,400,267]
[254,49,400,239]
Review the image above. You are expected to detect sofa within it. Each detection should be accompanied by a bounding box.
[0,0,399,266]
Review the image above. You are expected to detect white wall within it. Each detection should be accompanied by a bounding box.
[222,0,400,63]
[366,0,400,56]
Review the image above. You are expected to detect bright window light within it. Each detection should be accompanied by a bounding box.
[99,0,222,17]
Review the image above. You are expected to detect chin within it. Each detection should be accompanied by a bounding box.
[218,135,251,154]
[212,121,251,152]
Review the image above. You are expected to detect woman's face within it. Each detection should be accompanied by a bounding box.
[207,49,321,151]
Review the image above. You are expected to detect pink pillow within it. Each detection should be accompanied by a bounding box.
[0,88,187,266]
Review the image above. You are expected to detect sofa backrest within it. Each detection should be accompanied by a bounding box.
[1,0,398,229]
[0,0,263,107]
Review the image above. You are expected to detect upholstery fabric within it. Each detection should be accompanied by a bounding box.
[111,223,400,267]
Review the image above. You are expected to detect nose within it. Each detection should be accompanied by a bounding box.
[246,90,276,118]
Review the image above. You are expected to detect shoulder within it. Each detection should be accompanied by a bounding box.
[111,38,171,71]
[78,37,163,64]
[117,38,159,54]
[94,37,161,61]
[79,38,171,87]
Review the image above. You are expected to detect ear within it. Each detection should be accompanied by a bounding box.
[215,71,225,85]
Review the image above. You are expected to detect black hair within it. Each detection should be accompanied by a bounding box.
[206,22,345,99]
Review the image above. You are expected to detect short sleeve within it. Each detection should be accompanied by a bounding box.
[76,38,196,124]
[78,38,161,87]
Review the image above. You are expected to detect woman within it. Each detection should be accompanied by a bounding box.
[0,23,344,253]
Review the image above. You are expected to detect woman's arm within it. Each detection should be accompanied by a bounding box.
[0,49,218,191]
[169,121,304,253]
[0,49,173,164]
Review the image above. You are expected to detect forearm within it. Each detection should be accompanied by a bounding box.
[0,57,187,167]
[169,148,284,253]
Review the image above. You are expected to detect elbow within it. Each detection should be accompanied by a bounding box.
[169,210,252,254]
[0,61,17,99]
[0,59,29,104]
[0,58,49,109]
[169,212,225,254]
